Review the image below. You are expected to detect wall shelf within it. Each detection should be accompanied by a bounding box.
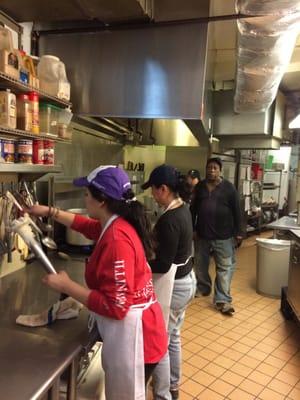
[0,126,71,143]
[0,72,71,108]
[0,163,63,181]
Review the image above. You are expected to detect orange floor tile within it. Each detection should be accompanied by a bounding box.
[149,232,300,399]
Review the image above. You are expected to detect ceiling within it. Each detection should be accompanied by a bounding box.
[209,0,300,106]
[0,0,299,106]
[0,0,211,23]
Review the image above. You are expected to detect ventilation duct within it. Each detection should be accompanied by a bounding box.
[234,0,300,113]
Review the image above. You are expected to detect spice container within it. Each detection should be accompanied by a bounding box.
[29,91,39,134]
[43,140,54,165]
[1,138,15,163]
[15,139,33,163]
[39,103,59,135]
[33,139,44,164]
[16,94,32,131]
[0,89,16,129]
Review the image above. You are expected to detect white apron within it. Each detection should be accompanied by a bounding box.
[94,299,155,400]
[152,258,191,327]
[152,199,191,327]
[91,214,154,400]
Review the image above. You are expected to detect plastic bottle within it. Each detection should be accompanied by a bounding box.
[16,94,32,131]
[28,91,39,134]
[0,89,16,129]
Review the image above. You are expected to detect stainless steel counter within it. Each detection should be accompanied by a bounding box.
[267,216,300,231]
[290,229,300,239]
[0,254,92,400]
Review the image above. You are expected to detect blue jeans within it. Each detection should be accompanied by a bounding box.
[194,237,236,304]
[152,271,196,399]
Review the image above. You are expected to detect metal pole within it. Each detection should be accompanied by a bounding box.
[66,357,79,400]
[47,378,60,400]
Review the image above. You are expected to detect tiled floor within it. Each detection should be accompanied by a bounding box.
[155,233,300,400]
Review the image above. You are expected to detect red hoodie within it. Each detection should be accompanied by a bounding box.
[71,214,167,363]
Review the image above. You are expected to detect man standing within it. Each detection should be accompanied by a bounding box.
[191,157,242,315]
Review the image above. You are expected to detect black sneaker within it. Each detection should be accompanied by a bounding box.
[170,389,179,399]
[215,302,225,311]
[221,303,235,315]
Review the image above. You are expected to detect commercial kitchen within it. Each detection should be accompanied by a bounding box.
[0,1,300,400]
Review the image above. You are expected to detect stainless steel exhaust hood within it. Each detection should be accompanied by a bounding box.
[213,90,284,149]
[39,23,208,119]
[39,22,210,147]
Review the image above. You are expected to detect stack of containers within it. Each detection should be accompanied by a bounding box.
[0,54,73,164]
[0,89,16,163]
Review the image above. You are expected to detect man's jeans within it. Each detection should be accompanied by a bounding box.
[152,271,196,399]
[194,237,236,304]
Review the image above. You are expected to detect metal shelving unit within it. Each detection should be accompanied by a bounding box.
[0,72,72,144]
[0,163,63,181]
[0,126,71,143]
[0,72,71,108]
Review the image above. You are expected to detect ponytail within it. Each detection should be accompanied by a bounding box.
[88,185,155,260]
[153,172,192,203]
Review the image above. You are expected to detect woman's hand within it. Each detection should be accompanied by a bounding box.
[42,271,72,293]
[25,204,50,218]
[43,271,91,306]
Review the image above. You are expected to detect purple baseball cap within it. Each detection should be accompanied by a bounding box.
[73,165,131,200]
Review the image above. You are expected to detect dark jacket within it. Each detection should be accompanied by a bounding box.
[190,179,242,240]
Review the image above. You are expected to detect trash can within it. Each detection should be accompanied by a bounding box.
[256,238,291,298]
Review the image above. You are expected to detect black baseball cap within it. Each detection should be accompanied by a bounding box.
[141,164,178,190]
[206,157,222,170]
[187,169,200,180]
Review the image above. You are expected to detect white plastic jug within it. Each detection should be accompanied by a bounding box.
[37,55,70,100]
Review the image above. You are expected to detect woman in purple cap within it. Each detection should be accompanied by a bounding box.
[27,165,168,400]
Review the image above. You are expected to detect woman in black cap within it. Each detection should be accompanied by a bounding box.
[142,164,196,400]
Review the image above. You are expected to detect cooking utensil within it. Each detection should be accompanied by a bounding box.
[4,198,14,263]
[11,215,57,274]
[5,191,57,250]
[23,182,53,233]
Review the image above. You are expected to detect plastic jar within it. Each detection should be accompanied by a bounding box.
[33,139,44,164]
[29,91,39,134]
[39,103,51,133]
[1,139,15,163]
[43,140,54,165]
[16,94,32,131]
[37,55,70,100]
[15,139,33,163]
[39,103,59,135]
[0,89,16,129]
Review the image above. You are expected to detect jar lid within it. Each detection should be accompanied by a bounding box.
[41,55,60,61]
[17,94,29,101]
[40,102,62,111]
[28,91,39,100]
